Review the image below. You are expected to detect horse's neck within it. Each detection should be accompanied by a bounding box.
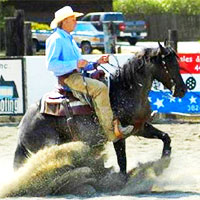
[109,60,154,124]
[115,59,153,93]
[110,73,153,101]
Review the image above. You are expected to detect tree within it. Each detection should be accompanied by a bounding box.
[0,0,14,28]
[113,0,200,15]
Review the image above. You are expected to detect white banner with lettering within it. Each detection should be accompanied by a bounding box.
[0,59,25,115]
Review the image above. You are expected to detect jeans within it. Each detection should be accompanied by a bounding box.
[63,72,116,141]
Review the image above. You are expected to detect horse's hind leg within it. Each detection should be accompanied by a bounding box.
[141,122,171,157]
[113,139,127,174]
[13,143,30,170]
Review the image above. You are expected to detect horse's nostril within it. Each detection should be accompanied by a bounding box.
[183,87,187,93]
[180,88,187,97]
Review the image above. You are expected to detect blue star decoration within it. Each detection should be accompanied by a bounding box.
[149,91,200,114]
[189,96,197,104]
[153,98,164,109]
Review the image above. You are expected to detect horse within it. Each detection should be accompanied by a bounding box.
[13,42,187,174]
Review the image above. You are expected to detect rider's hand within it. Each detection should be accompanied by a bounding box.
[77,59,88,69]
[97,55,109,64]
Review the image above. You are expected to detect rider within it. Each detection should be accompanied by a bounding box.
[46,6,134,143]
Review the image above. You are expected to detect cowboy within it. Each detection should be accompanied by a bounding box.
[46,6,133,143]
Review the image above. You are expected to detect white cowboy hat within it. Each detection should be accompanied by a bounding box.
[50,6,83,29]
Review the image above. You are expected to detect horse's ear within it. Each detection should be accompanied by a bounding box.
[158,41,165,54]
[158,41,162,48]
[164,39,168,47]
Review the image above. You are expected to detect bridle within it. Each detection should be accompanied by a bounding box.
[158,47,179,92]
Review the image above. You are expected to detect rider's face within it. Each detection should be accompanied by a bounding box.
[61,16,77,33]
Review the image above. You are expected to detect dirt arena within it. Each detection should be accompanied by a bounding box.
[0,120,200,199]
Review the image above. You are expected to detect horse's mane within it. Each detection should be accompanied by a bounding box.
[112,48,159,88]
[135,47,159,59]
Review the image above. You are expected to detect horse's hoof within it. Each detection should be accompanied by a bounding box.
[162,147,171,157]
[120,172,129,182]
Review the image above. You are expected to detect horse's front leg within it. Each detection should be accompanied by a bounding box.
[113,139,127,174]
[142,122,171,157]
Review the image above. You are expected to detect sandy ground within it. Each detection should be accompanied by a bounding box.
[104,122,200,193]
[0,122,200,199]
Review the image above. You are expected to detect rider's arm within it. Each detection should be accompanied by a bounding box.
[46,36,80,76]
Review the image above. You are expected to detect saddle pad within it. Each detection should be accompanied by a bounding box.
[40,91,94,116]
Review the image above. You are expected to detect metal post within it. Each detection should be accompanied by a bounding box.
[168,29,178,52]
[103,22,116,53]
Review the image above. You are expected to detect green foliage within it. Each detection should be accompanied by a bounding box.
[31,22,51,30]
[113,0,162,15]
[113,0,200,15]
[161,0,200,14]
[0,1,15,28]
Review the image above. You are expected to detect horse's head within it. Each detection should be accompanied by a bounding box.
[152,42,187,98]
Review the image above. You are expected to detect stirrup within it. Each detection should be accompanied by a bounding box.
[113,119,134,139]
[113,119,123,139]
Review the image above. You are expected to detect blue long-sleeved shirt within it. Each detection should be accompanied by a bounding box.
[46,28,95,77]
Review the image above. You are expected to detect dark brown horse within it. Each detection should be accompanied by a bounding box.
[13,43,187,173]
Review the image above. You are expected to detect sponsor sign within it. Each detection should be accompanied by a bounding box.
[149,53,200,114]
[0,58,25,115]
[20,54,200,115]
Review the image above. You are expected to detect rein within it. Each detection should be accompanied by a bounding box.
[99,54,121,78]
[111,55,146,89]
[80,56,120,102]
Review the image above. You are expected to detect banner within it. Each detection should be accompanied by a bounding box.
[149,53,200,114]
[11,54,200,115]
[0,58,25,115]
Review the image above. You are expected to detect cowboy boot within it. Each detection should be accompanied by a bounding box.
[113,119,134,140]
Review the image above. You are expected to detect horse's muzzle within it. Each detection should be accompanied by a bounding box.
[173,84,187,98]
